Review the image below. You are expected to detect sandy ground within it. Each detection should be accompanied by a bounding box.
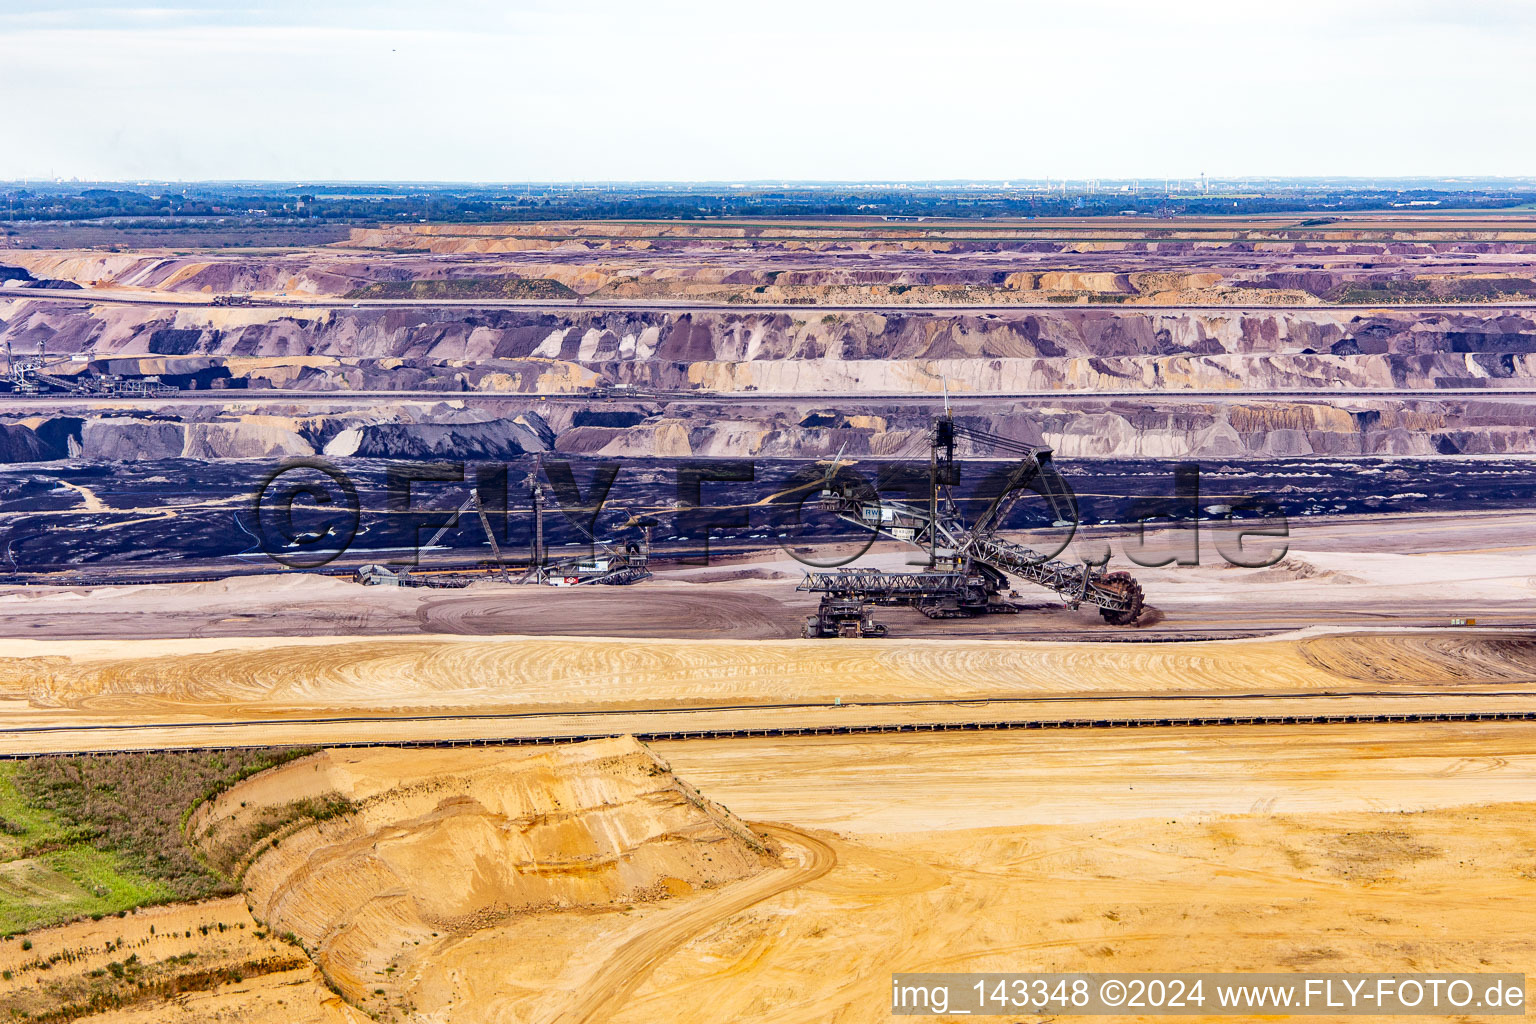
[4,513,1536,741]
[613,803,1536,1024]
[5,511,1536,752]
[607,725,1536,1024]
[15,724,1532,1023]
[4,511,1536,1020]
[3,621,1536,754]
[656,723,1536,832]
[0,895,362,1023]
[2,511,1535,641]
[200,739,774,1021]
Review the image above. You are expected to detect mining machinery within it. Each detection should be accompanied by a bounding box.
[354,471,650,588]
[517,457,652,587]
[425,490,514,584]
[3,340,178,397]
[801,593,889,638]
[798,411,1144,637]
[357,490,514,587]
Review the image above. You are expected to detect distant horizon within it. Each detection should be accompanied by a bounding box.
[7,176,1536,189]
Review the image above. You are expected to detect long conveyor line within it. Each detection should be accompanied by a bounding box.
[4,706,1536,759]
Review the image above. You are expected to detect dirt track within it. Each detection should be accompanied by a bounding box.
[620,725,1536,1023]
[606,803,1536,1024]
[6,511,1536,1019]
[11,724,1536,1023]
[548,824,836,1024]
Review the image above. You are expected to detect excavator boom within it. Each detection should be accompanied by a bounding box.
[805,415,1145,626]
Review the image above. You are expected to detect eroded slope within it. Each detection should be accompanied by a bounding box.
[194,738,775,1019]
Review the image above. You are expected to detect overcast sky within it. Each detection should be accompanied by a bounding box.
[2,0,1533,182]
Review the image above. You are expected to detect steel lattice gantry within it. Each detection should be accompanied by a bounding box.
[796,414,1144,636]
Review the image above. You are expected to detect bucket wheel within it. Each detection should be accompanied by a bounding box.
[1096,571,1145,625]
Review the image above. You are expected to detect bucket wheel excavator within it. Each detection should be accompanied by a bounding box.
[798,410,1144,636]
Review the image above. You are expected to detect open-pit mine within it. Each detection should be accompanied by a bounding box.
[5,213,1536,1022]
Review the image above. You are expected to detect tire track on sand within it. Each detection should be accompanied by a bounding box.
[547,823,836,1024]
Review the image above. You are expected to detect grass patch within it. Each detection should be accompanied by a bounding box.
[200,794,357,879]
[344,276,577,300]
[0,767,75,860]
[1326,275,1536,304]
[1439,277,1536,301]
[47,847,169,911]
[1043,292,1129,303]
[0,849,172,935]
[1327,279,1433,304]
[0,748,317,934]
[0,767,171,934]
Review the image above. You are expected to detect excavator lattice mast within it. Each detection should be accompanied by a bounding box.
[799,414,1145,634]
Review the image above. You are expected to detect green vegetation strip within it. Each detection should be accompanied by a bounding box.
[7,949,308,1024]
[345,276,577,300]
[0,749,315,935]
